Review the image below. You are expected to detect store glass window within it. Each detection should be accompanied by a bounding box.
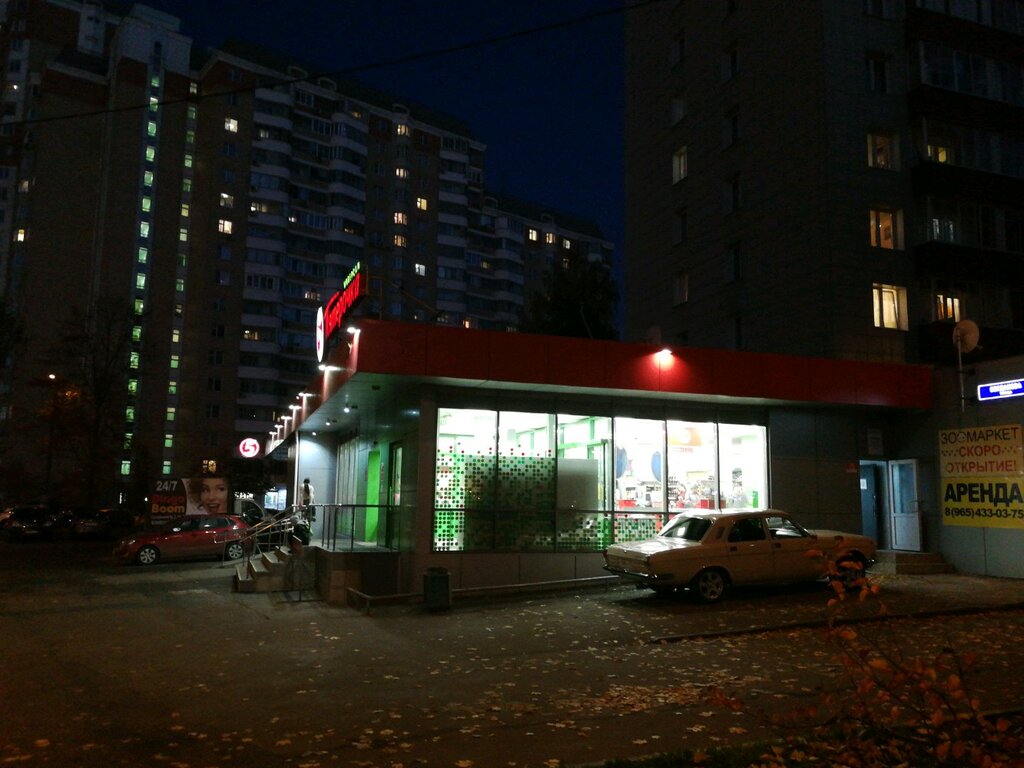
[667,421,718,509]
[718,423,767,509]
[434,408,496,551]
[613,417,665,511]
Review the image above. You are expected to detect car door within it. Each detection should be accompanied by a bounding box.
[722,515,774,585]
[195,516,228,555]
[767,514,824,581]
[160,518,202,558]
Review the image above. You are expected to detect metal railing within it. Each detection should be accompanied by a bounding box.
[317,503,400,552]
[235,506,302,559]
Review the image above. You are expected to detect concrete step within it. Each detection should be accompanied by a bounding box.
[234,563,256,593]
[871,550,957,575]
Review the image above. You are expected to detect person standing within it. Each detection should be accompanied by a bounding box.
[300,478,315,522]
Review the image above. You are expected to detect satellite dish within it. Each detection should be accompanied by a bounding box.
[952,319,980,354]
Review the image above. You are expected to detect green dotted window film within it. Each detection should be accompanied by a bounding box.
[556,414,612,549]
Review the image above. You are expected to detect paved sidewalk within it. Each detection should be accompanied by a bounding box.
[3,540,1023,768]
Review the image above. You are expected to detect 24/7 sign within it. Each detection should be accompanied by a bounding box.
[939,424,1024,530]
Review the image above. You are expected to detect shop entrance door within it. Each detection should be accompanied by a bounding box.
[889,459,922,551]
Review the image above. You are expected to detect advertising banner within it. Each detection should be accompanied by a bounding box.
[939,424,1024,529]
[150,476,231,525]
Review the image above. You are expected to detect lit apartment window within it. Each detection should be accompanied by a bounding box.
[220,193,233,208]
[869,208,902,249]
[170,354,180,369]
[175,278,184,293]
[181,203,190,217]
[149,96,159,112]
[562,238,572,250]
[130,352,140,368]
[168,380,177,395]
[187,103,197,118]
[179,227,188,242]
[416,197,428,210]
[166,407,176,422]
[528,228,538,241]
[161,461,171,476]
[936,294,961,321]
[927,142,950,163]
[396,123,410,136]
[867,133,898,169]
[139,222,150,238]
[394,234,407,247]
[873,283,908,330]
[415,263,426,276]
[224,117,238,132]
[218,219,233,234]
[134,299,145,315]
[144,171,154,187]
[185,130,195,146]
[150,75,161,89]
[394,211,408,225]
[131,325,142,341]
[545,232,555,245]
[171,329,180,344]
[141,196,152,212]
[145,147,155,162]
[243,328,260,341]
[183,179,192,193]
[672,146,688,183]
[164,433,174,449]
[137,247,148,263]
[125,407,135,423]
[15,228,25,242]
[127,379,138,394]
[121,461,132,477]
[147,120,158,138]
[395,167,409,179]
[184,153,193,168]
[135,274,146,290]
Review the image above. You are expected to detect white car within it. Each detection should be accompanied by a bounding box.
[603,508,876,603]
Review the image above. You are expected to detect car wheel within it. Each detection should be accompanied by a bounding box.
[692,568,728,603]
[834,555,866,590]
[136,545,159,566]
[225,541,245,561]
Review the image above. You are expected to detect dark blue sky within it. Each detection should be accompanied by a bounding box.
[142,0,626,253]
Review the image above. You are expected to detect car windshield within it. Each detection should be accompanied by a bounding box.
[658,515,712,541]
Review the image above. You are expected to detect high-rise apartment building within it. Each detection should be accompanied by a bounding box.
[0,1,612,505]
[625,0,1024,364]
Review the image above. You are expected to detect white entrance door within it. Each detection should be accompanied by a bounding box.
[889,459,922,551]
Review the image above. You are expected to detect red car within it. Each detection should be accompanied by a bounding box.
[113,515,249,565]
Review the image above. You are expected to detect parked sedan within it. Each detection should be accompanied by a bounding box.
[603,508,876,603]
[2,505,55,539]
[113,515,249,565]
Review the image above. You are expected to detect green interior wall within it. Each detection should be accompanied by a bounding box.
[365,449,380,539]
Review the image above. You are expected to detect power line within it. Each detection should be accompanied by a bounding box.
[16,0,666,128]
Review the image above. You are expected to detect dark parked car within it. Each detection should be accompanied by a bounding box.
[68,507,110,537]
[2,505,55,539]
[113,515,249,565]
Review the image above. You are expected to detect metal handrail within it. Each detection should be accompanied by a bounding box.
[235,506,300,559]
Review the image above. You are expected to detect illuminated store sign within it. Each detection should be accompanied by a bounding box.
[977,378,1024,403]
[238,437,261,458]
[316,262,365,362]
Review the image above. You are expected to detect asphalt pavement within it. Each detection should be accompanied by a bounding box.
[2,538,1024,768]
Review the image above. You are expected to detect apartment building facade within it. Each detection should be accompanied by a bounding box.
[625,0,1024,364]
[0,0,612,506]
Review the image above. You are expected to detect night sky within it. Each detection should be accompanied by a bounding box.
[139,0,627,261]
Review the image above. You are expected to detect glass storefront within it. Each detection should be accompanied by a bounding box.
[434,407,767,552]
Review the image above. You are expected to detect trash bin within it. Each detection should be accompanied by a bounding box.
[423,567,451,611]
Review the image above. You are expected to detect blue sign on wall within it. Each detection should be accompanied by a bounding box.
[977,379,1024,402]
